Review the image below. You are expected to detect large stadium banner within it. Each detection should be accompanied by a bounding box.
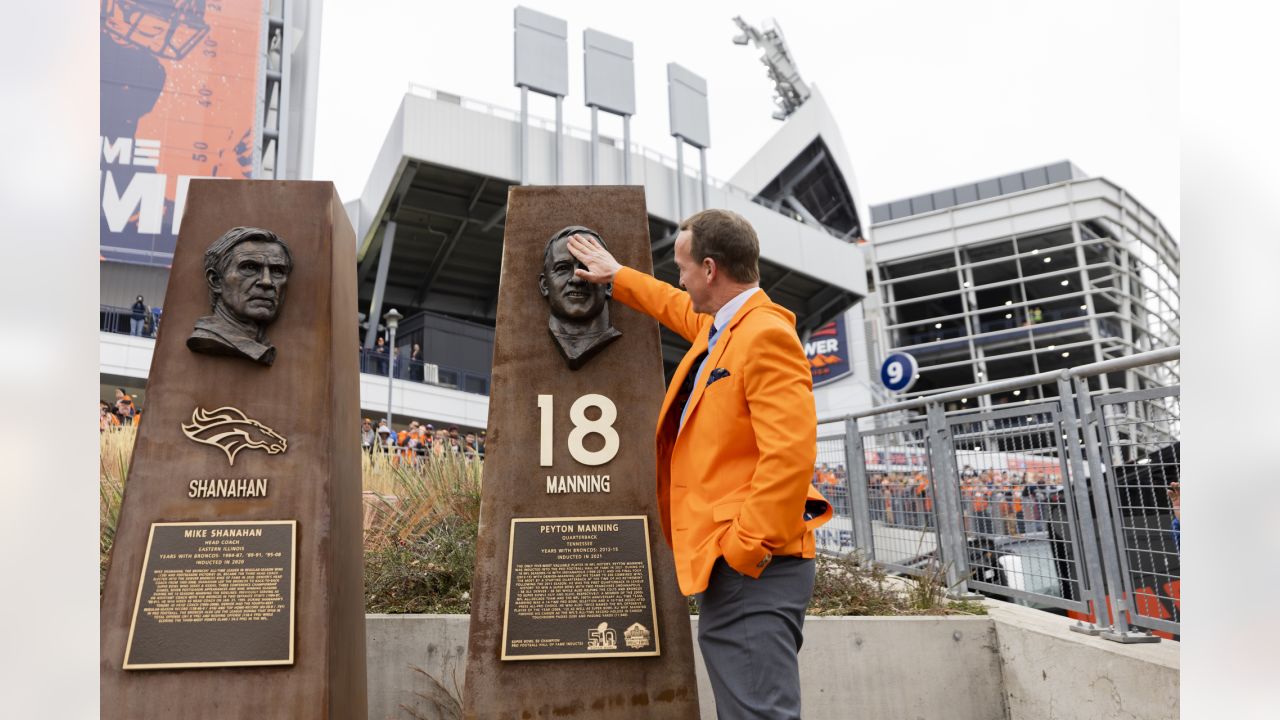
[101,0,265,266]
[805,315,852,386]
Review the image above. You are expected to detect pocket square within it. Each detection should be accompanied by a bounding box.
[706,368,731,386]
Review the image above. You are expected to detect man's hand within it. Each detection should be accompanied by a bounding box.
[566,233,622,284]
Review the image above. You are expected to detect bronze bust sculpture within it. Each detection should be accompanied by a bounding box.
[539,226,621,370]
[187,226,293,366]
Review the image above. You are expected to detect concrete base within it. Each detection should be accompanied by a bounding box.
[783,616,1005,720]
[367,614,1003,720]
[366,614,470,720]
[985,602,1179,720]
[365,604,1179,720]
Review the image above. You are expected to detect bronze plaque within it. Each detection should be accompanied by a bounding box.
[502,516,659,661]
[124,521,296,669]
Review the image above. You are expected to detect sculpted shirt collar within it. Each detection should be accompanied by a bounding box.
[190,314,277,365]
[711,287,761,337]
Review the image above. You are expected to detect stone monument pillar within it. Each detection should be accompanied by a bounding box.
[99,180,367,719]
[463,186,700,718]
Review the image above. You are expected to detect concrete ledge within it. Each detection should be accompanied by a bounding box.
[365,607,1178,720]
[366,614,1004,720]
[367,614,470,720]
[984,601,1179,720]
[787,616,1004,720]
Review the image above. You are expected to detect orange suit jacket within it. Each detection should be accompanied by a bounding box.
[613,266,833,596]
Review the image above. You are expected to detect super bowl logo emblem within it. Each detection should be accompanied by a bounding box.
[181,406,288,466]
[586,622,617,651]
[623,623,651,649]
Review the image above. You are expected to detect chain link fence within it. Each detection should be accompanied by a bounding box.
[813,347,1180,642]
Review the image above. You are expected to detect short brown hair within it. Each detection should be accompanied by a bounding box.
[679,209,760,283]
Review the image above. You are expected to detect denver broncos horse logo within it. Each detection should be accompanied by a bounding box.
[181,406,288,466]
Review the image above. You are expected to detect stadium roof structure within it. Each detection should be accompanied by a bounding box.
[870,160,1088,224]
[347,85,869,366]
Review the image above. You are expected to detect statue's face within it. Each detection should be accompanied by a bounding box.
[212,240,290,324]
[540,236,610,322]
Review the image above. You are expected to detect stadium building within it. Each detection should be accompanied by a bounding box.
[99,5,875,431]
[342,80,871,428]
[97,5,1177,434]
[861,161,1180,411]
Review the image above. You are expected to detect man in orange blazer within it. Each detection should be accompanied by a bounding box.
[569,209,832,720]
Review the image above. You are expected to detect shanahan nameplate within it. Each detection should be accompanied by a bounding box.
[501,516,659,661]
[123,520,297,670]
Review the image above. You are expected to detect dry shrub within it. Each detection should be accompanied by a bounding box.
[363,453,482,614]
[809,552,986,617]
[99,432,483,614]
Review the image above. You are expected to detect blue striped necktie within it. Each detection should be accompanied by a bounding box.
[679,324,718,430]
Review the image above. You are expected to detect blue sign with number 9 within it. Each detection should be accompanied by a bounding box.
[880,352,919,393]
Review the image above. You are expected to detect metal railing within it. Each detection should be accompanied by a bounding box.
[359,349,491,396]
[364,439,484,462]
[101,304,162,338]
[99,309,492,396]
[814,346,1180,643]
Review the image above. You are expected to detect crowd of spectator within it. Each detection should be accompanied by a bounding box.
[361,417,484,462]
[956,467,1059,537]
[812,461,1062,539]
[867,471,936,529]
[100,387,141,432]
[811,463,850,515]
[98,386,487,471]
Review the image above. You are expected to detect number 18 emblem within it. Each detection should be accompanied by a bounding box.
[537,394,619,466]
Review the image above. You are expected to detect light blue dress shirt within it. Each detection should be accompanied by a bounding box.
[679,287,760,431]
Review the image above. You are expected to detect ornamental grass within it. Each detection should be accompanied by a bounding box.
[101,431,982,616]
[99,426,133,591]
[362,451,482,614]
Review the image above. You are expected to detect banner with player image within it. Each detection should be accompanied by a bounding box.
[100,0,265,266]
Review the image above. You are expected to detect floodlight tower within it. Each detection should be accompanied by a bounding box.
[732,16,811,120]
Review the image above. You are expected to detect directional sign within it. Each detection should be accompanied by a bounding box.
[880,352,919,393]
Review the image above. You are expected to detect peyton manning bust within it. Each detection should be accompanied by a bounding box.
[539,226,621,370]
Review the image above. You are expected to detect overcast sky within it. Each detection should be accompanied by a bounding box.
[314,0,1178,238]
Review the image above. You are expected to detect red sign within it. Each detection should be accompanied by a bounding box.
[805,316,852,386]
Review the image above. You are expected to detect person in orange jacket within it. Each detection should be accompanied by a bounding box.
[569,209,832,720]
[914,472,932,527]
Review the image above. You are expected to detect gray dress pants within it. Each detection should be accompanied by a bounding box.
[697,556,816,720]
